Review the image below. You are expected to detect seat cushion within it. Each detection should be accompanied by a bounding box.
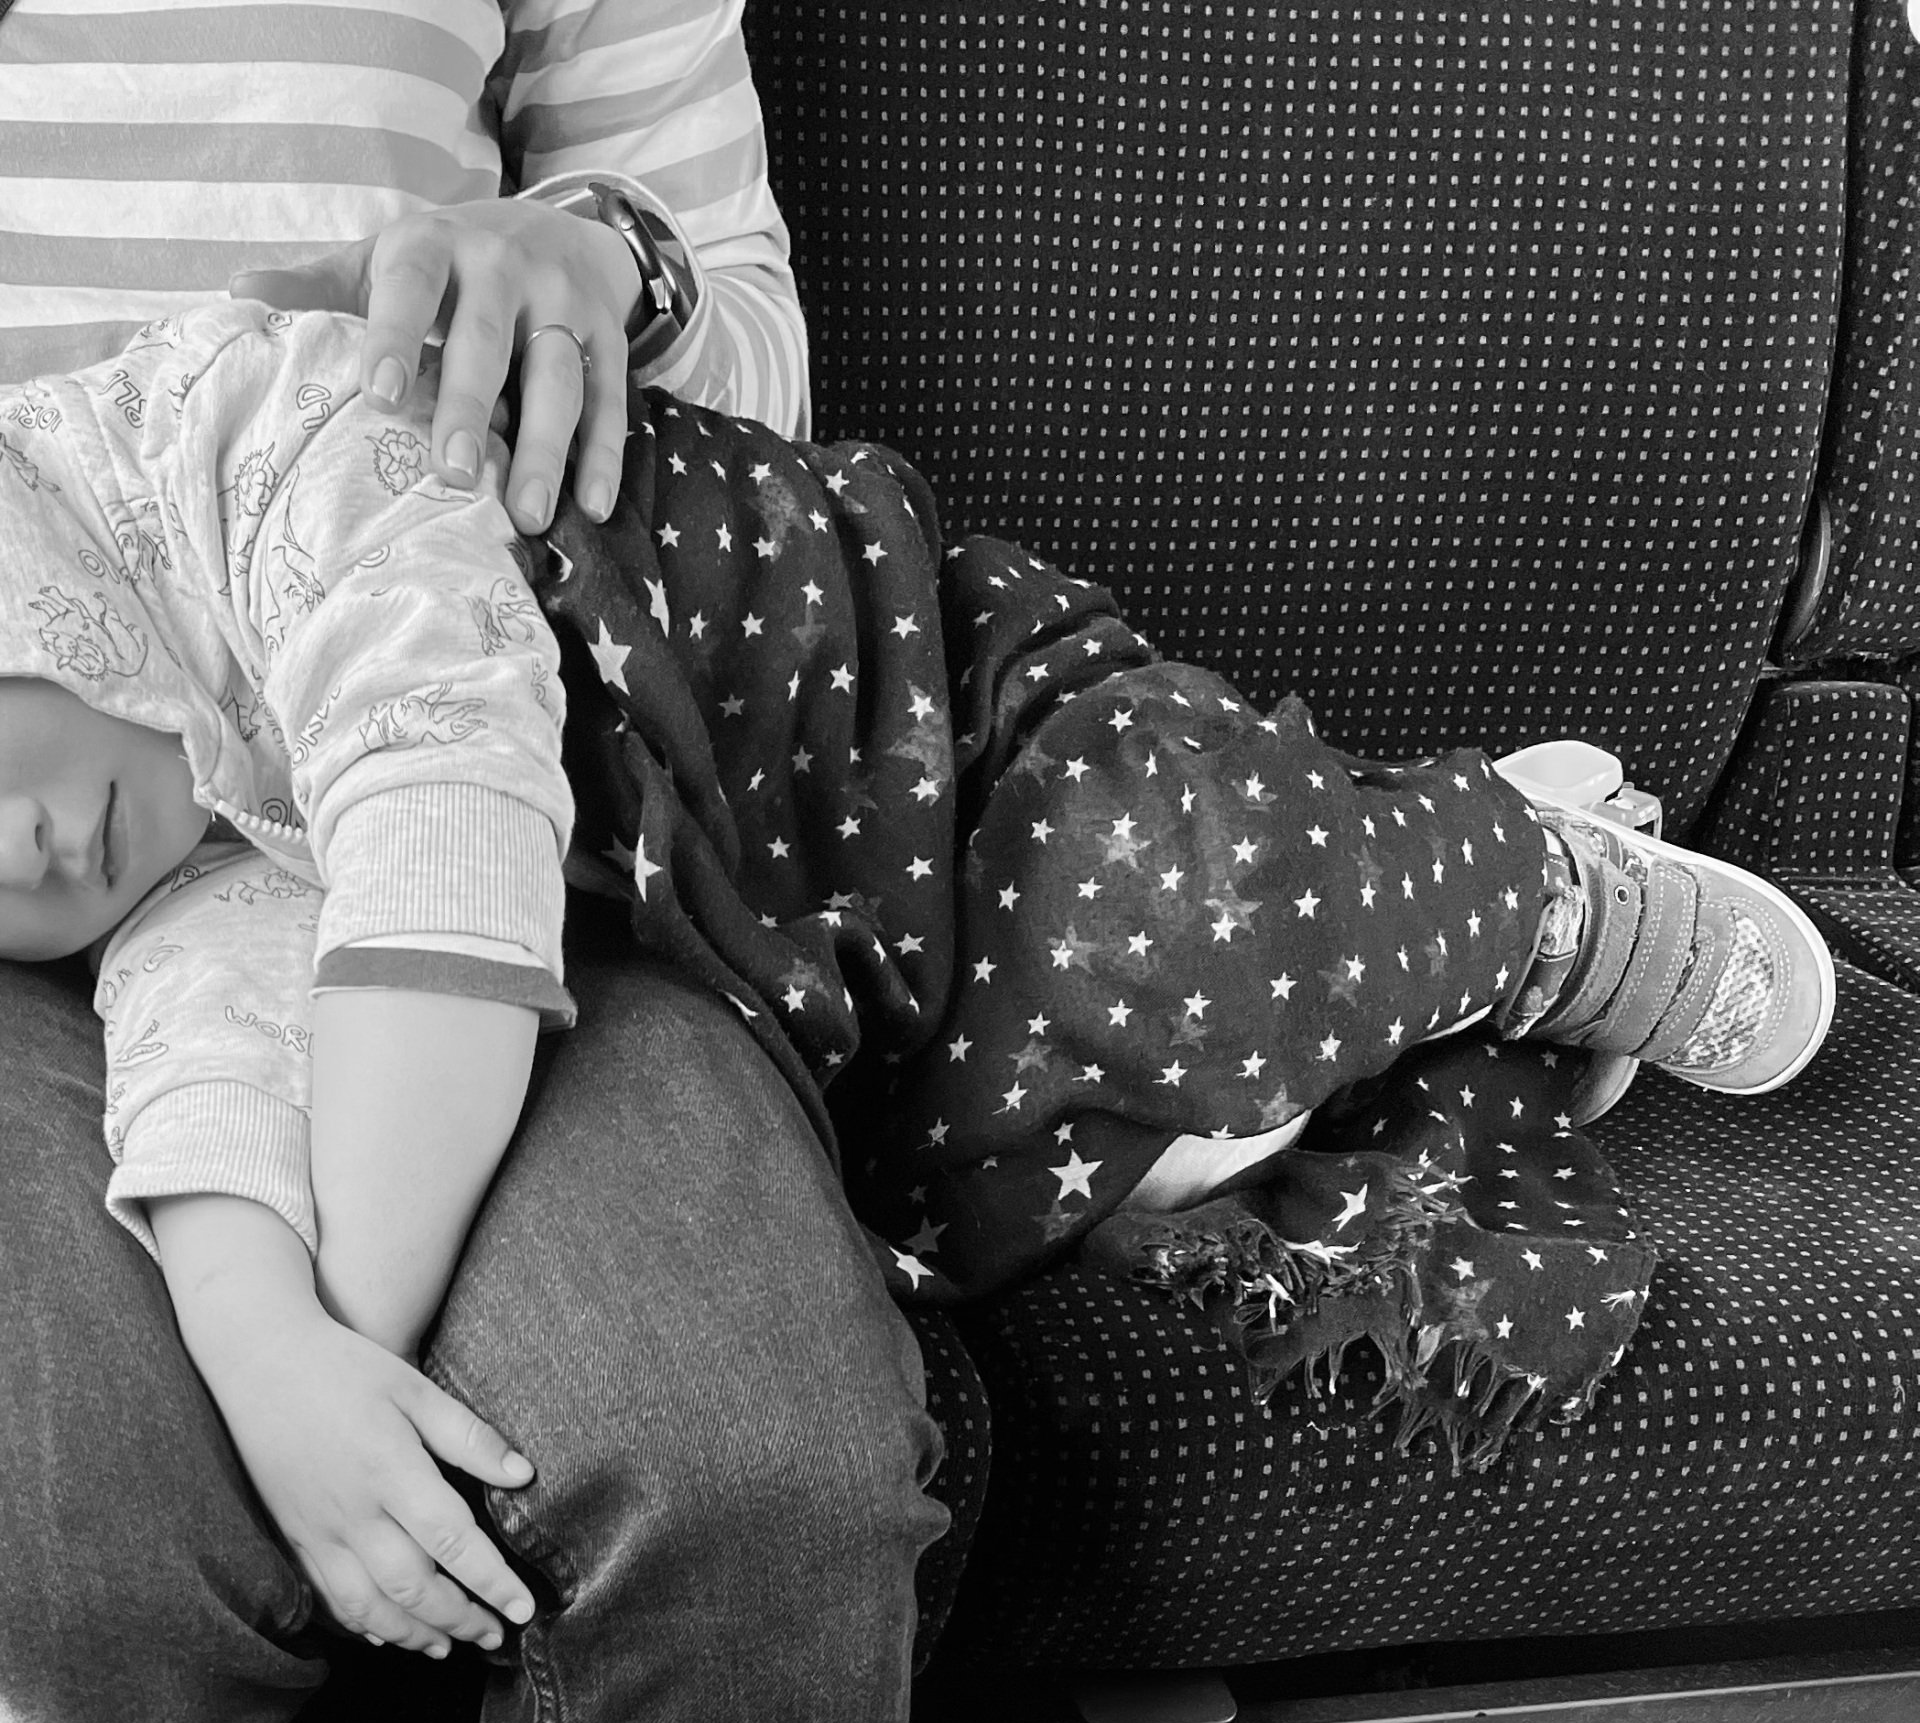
[936,961,1920,1668]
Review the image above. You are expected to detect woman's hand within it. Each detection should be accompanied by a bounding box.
[230,198,642,533]
[211,1300,540,1658]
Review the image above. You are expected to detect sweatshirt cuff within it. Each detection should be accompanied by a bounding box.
[107,1081,313,1262]
[317,784,567,976]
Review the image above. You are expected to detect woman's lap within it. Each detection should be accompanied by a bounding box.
[0,935,943,1723]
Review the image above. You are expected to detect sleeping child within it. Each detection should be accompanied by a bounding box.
[0,300,1833,1653]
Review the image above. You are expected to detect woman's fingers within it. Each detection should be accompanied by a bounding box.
[429,260,522,489]
[229,239,373,319]
[502,317,598,532]
[568,324,633,524]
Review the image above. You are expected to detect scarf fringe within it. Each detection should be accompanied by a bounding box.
[1102,1170,1624,1473]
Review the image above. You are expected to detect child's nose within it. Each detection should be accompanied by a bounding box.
[0,796,52,890]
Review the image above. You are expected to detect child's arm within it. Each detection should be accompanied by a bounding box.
[148,1191,538,1659]
[309,989,540,1359]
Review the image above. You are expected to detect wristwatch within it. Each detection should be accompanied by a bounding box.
[590,181,696,362]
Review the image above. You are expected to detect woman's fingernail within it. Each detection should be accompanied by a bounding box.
[515,483,549,526]
[507,1595,536,1625]
[427,1642,450,1661]
[502,1449,534,1481]
[480,1631,503,1652]
[583,479,613,521]
[364,1633,385,1648]
[370,357,408,405]
[445,430,480,481]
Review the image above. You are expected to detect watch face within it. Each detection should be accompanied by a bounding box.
[591,182,696,340]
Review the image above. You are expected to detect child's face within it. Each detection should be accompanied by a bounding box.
[0,678,208,960]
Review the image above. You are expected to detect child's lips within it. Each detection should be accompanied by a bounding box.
[98,782,118,889]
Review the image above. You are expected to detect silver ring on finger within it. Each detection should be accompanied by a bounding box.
[524,322,592,375]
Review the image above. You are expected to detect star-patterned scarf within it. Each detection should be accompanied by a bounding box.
[530,386,1654,1463]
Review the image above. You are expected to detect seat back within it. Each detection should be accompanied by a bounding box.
[748,0,1852,834]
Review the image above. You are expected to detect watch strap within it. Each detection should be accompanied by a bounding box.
[590,181,696,362]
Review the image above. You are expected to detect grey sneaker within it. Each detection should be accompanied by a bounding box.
[1498,797,1835,1105]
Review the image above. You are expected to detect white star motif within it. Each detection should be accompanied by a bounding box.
[716,523,732,551]
[1064,757,1090,782]
[998,1082,1027,1112]
[906,856,933,880]
[1317,1034,1341,1061]
[754,536,777,559]
[1386,1018,1404,1045]
[633,835,663,899]
[1306,826,1328,847]
[767,837,789,859]
[1272,974,1296,1000]
[1108,1000,1133,1027]
[1450,1257,1476,1281]
[825,470,849,494]
[1241,1051,1267,1078]
[1126,931,1152,956]
[973,957,996,983]
[1332,1185,1369,1230]
[891,613,920,638]
[1050,1150,1102,1200]
[1521,1249,1544,1270]
[1159,866,1185,891]
[999,883,1021,910]
[587,618,632,693]
[1566,1308,1586,1330]
[1108,706,1134,732]
[948,1036,971,1062]
[1031,820,1054,843]
[1232,838,1258,865]
[1294,890,1320,918]
[741,613,764,637]
[1157,1062,1187,1087]
[862,540,887,564]
[891,1249,932,1289]
[1495,1316,1514,1339]
[782,985,806,1012]
[657,522,680,548]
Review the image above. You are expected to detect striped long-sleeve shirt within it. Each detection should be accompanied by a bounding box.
[0,0,808,434]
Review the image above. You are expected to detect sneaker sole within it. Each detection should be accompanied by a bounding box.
[1521,792,1837,1099]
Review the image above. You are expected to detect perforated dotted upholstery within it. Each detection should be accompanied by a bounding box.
[739,0,1919,1676]
[750,0,1847,837]
[941,966,1920,1665]
[1703,679,1920,994]
[1788,0,1920,664]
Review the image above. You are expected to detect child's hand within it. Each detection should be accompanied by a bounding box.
[209,1303,539,1658]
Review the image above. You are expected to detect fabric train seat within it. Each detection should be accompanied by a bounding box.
[743,0,1920,1682]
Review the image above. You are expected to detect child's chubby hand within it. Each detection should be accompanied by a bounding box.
[197,1296,539,1659]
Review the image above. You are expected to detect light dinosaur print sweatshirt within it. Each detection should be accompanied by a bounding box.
[0,300,572,1257]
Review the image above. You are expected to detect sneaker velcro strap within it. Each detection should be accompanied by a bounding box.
[1633,896,1739,1065]
[1532,839,1642,1042]
[1569,856,1701,1056]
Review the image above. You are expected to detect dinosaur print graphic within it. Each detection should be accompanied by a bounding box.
[358,682,488,751]
[30,585,148,680]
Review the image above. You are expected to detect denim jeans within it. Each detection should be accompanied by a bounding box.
[0,913,949,1722]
